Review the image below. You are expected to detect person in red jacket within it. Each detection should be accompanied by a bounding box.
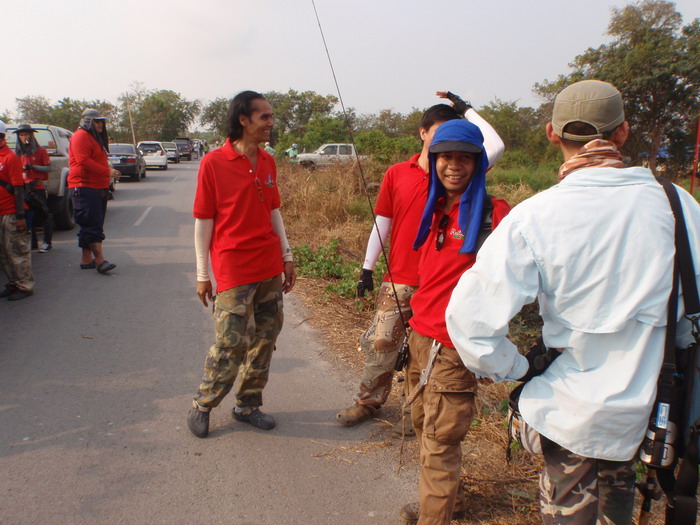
[0,120,34,300]
[14,124,53,252]
[68,109,121,273]
[399,119,510,525]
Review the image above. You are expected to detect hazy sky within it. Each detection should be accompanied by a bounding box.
[2,0,698,122]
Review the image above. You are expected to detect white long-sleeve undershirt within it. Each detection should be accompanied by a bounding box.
[360,108,505,271]
[194,209,293,282]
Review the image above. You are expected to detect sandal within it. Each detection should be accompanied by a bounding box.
[97,261,116,274]
[80,261,96,270]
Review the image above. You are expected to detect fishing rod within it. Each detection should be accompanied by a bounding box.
[310,0,416,460]
[310,0,411,344]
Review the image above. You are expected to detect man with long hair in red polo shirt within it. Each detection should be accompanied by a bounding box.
[187,91,296,438]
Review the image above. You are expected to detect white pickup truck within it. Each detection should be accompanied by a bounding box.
[296,143,366,169]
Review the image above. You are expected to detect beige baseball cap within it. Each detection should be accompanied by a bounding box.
[552,80,625,141]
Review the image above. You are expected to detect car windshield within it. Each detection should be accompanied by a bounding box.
[109,144,135,154]
[161,142,176,149]
[139,143,162,152]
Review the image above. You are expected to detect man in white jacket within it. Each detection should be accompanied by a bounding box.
[445,80,700,524]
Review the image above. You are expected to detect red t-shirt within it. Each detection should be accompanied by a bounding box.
[68,128,110,189]
[374,154,427,287]
[21,147,50,189]
[0,145,24,216]
[193,139,283,293]
[409,196,510,348]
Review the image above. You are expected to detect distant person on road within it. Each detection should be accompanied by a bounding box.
[284,143,298,161]
[336,92,505,433]
[68,109,121,274]
[399,118,510,525]
[0,120,34,300]
[14,124,53,253]
[264,141,276,155]
[445,80,700,525]
[187,90,296,438]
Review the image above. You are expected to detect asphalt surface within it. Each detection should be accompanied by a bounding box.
[0,159,417,524]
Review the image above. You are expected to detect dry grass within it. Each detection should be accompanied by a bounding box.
[280,161,671,525]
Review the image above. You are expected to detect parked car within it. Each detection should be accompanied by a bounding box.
[5,124,75,229]
[173,137,193,161]
[137,141,168,170]
[296,143,367,170]
[161,141,180,163]
[108,143,146,181]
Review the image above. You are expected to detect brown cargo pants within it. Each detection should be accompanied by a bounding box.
[406,330,478,525]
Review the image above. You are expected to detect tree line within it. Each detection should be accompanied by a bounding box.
[1,1,697,174]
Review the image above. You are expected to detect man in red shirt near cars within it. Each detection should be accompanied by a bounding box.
[337,92,504,430]
[0,120,34,300]
[187,91,296,438]
[68,109,121,274]
[14,124,53,252]
[399,119,510,525]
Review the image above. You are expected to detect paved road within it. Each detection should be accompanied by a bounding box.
[0,159,416,524]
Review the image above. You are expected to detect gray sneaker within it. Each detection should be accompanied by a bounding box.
[232,407,276,430]
[187,407,210,438]
[38,243,52,253]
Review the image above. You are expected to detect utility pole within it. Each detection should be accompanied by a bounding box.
[125,95,137,146]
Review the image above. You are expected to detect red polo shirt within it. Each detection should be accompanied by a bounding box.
[0,145,24,216]
[21,147,50,189]
[193,139,283,292]
[374,154,427,287]
[409,196,510,348]
[68,128,111,189]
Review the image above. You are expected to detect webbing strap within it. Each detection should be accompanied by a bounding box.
[655,177,700,525]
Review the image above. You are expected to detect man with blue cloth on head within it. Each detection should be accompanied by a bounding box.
[399,119,510,525]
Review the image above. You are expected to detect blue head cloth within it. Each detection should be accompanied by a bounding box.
[412,119,488,254]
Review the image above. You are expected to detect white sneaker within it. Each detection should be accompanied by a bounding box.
[39,243,52,253]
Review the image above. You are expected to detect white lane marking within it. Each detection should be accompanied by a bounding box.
[134,206,153,226]
[172,176,178,182]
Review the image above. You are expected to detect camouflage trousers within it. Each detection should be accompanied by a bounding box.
[0,214,34,292]
[193,275,283,411]
[540,435,637,525]
[355,282,417,408]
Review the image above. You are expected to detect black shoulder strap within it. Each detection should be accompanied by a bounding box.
[657,177,700,315]
[655,176,700,525]
[0,178,15,196]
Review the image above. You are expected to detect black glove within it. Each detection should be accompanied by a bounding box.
[445,91,472,115]
[519,337,561,383]
[357,269,374,297]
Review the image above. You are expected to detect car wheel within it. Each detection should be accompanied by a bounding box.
[162,163,168,170]
[300,161,315,170]
[187,155,192,161]
[141,168,146,178]
[51,193,75,230]
[131,171,141,182]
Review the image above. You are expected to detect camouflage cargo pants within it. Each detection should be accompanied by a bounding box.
[355,282,417,408]
[0,214,34,292]
[193,275,283,411]
[540,435,636,524]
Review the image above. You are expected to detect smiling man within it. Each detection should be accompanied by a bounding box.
[187,90,296,438]
[400,119,510,525]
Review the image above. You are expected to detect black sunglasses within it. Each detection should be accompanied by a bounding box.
[435,214,449,251]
